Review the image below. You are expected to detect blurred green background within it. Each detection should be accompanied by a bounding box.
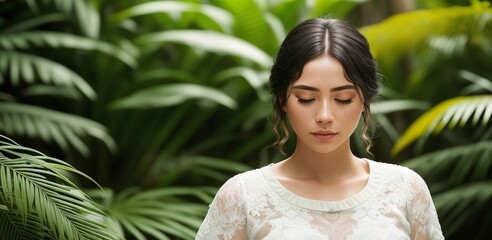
[1,0,491,239]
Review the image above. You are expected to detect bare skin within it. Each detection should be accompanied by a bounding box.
[272,56,370,201]
[272,144,369,201]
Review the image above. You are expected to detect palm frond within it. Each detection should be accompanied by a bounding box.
[360,5,492,64]
[107,187,213,240]
[1,13,67,34]
[137,69,199,83]
[110,1,233,33]
[427,35,468,57]
[22,0,100,38]
[370,100,431,141]
[0,139,120,240]
[371,100,430,114]
[0,32,136,67]
[134,30,272,67]
[0,51,96,99]
[21,85,82,99]
[0,102,116,157]
[460,70,492,94]
[433,181,492,237]
[392,95,492,155]
[0,210,51,240]
[110,83,238,110]
[155,155,252,186]
[403,140,492,183]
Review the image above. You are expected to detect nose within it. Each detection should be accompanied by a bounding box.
[315,101,334,124]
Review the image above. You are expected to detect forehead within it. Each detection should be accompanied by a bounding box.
[293,56,352,89]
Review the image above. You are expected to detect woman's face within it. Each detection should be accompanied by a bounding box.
[284,56,364,154]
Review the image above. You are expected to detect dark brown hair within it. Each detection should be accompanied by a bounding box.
[269,18,380,155]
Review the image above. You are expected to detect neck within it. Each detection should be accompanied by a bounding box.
[279,139,364,182]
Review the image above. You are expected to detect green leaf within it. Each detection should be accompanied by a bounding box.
[460,70,492,94]
[0,32,137,67]
[135,30,272,67]
[137,69,198,83]
[392,95,492,155]
[310,0,369,18]
[0,51,96,99]
[155,155,251,187]
[433,181,492,236]
[214,67,270,101]
[0,103,116,156]
[110,1,233,33]
[0,139,120,240]
[361,6,492,65]
[0,210,51,239]
[403,141,492,182]
[32,0,101,38]
[2,13,67,34]
[111,83,238,110]
[371,100,430,114]
[109,187,211,240]
[213,0,281,53]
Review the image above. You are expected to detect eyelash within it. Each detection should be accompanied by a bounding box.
[297,98,314,104]
[335,99,353,105]
[297,98,353,105]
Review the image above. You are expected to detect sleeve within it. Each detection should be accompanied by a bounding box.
[405,170,444,240]
[195,176,248,240]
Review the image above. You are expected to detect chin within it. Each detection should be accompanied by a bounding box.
[310,146,340,154]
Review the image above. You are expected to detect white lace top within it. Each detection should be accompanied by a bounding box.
[196,160,444,240]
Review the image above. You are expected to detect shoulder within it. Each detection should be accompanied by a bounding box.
[370,160,426,184]
[370,160,431,196]
[214,168,264,200]
[220,167,263,187]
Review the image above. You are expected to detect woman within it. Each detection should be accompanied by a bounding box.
[196,18,444,240]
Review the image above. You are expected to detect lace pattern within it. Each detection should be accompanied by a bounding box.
[196,160,444,240]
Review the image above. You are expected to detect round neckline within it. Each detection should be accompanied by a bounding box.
[260,159,380,212]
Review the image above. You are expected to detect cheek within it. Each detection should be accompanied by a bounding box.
[345,106,364,126]
[285,102,308,124]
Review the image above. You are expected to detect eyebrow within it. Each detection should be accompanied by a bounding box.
[292,84,356,92]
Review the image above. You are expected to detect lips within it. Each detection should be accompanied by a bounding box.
[311,130,337,140]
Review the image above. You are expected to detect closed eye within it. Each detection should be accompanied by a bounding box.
[335,99,353,104]
[297,98,315,104]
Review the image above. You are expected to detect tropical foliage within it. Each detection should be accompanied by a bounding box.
[0,0,365,239]
[0,0,491,239]
[0,135,120,239]
[361,1,492,238]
